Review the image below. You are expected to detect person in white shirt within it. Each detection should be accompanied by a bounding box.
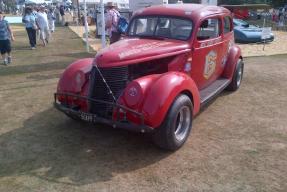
[47,7,56,33]
[105,2,121,44]
[36,6,50,46]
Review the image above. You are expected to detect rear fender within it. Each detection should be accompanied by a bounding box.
[222,45,242,79]
[121,72,200,128]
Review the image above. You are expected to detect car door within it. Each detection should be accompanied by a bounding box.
[191,16,224,90]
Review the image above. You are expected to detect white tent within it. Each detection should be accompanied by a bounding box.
[25,0,46,4]
[78,0,128,3]
[78,0,129,9]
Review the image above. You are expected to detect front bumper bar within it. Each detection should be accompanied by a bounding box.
[54,93,154,133]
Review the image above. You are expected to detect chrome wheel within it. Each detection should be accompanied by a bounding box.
[174,106,191,141]
[236,64,243,87]
[152,94,193,151]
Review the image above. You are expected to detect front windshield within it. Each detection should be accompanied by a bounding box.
[128,16,193,41]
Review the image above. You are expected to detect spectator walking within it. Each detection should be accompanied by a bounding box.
[47,7,56,33]
[32,6,41,41]
[59,5,65,26]
[36,6,50,46]
[93,8,97,25]
[105,2,121,44]
[277,12,284,30]
[0,11,14,65]
[23,7,37,49]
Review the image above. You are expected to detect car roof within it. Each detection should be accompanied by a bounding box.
[132,4,230,21]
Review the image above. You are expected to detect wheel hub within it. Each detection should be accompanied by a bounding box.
[236,65,243,87]
[174,106,191,141]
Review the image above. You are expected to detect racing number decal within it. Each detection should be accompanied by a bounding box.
[204,50,217,79]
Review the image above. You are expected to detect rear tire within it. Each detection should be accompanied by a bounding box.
[152,94,193,151]
[226,59,244,91]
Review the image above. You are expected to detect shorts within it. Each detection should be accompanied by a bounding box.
[0,39,11,54]
[110,31,121,44]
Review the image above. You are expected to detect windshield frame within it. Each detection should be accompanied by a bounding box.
[127,15,194,41]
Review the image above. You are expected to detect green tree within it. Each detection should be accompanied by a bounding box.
[270,0,287,7]
[1,0,17,12]
[219,0,287,6]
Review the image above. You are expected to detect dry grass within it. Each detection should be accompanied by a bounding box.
[0,26,286,192]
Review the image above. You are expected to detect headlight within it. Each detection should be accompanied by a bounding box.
[75,71,85,92]
[128,86,138,97]
[124,82,143,107]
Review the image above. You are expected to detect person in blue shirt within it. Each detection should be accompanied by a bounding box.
[0,11,15,65]
[23,7,37,49]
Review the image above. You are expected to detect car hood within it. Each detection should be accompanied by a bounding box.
[235,26,274,38]
[95,38,191,67]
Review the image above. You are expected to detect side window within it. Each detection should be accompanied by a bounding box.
[223,16,232,34]
[197,18,220,41]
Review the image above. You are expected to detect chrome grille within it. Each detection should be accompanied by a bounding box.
[89,66,128,118]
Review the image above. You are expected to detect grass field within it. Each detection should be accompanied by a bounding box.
[0,25,286,192]
[0,24,95,76]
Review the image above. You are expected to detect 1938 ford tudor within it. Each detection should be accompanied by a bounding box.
[55,4,244,150]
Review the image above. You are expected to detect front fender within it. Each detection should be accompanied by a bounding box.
[57,58,94,94]
[122,72,200,128]
[222,45,242,79]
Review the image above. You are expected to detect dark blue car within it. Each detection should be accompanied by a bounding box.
[233,19,274,43]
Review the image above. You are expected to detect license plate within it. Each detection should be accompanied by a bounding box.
[80,112,97,123]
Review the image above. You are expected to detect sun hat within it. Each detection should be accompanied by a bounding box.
[106,2,117,8]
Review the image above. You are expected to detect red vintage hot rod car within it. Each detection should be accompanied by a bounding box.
[55,4,243,151]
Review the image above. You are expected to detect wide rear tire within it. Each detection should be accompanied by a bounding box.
[152,94,193,151]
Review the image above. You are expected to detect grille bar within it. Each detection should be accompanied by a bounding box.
[89,66,128,118]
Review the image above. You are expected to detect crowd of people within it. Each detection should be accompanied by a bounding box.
[272,8,287,30]
[0,4,65,66]
[22,5,56,49]
[0,1,122,66]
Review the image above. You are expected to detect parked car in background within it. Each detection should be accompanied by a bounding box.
[233,19,274,43]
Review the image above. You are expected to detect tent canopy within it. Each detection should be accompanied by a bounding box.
[79,0,129,5]
[221,4,271,10]
[25,0,46,4]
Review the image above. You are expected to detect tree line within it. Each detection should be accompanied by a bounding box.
[218,0,286,7]
[0,0,17,12]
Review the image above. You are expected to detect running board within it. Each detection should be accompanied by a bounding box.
[200,78,230,107]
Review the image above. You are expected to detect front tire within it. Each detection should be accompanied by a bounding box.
[226,59,244,91]
[152,94,193,151]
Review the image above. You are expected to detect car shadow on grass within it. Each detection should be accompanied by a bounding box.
[0,107,170,186]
